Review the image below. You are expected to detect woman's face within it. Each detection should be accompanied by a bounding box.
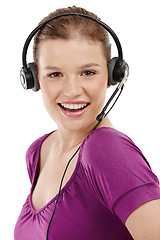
[38,38,109,133]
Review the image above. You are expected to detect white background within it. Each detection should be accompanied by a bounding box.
[1,0,160,239]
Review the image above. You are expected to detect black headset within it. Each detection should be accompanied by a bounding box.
[20,13,129,93]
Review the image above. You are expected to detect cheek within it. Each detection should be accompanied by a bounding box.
[87,78,107,102]
[40,81,58,110]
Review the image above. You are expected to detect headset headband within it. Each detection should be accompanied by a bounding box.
[22,13,123,71]
[20,13,129,91]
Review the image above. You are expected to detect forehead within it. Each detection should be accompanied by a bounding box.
[38,38,107,67]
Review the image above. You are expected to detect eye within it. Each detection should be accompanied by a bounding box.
[48,72,63,78]
[82,71,96,77]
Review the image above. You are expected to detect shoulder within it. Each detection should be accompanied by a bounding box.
[26,132,52,183]
[82,127,134,153]
[80,127,160,208]
[81,127,151,171]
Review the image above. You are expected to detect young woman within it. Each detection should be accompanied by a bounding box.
[15,6,160,240]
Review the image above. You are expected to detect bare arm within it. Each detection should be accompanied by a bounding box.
[125,199,160,240]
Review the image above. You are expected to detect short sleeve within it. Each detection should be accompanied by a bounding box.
[25,134,49,184]
[81,127,160,225]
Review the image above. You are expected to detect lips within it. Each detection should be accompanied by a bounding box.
[58,101,90,117]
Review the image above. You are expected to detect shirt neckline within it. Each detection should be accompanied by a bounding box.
[29,127,116,214]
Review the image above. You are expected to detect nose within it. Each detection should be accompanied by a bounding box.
[63,75,83,98]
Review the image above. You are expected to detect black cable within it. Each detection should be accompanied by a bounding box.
[46,145,80,239]
[46,84,124,239]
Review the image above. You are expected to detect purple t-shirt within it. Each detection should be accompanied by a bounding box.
[14,127,160,239]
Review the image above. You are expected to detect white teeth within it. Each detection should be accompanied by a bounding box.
[61,103,88,110]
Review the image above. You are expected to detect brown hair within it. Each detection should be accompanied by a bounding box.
[33,6,111,64]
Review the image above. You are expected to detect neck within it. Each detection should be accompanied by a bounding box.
[56,123,96,153]
[54,116,114,154]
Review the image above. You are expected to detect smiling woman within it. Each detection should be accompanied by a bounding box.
[14,5,160,240]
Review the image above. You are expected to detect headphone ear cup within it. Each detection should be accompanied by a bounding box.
[108,57,120,85]
[20,63,40,91]
[28,63,40,92]
[20,66,34,90]
[108,57,129,85]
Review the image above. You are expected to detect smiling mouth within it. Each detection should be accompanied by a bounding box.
[58,103,90,112]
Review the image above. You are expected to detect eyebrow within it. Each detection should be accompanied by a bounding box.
[43,66,62,71]
[79,63,102,69]
[43,63,102,71]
